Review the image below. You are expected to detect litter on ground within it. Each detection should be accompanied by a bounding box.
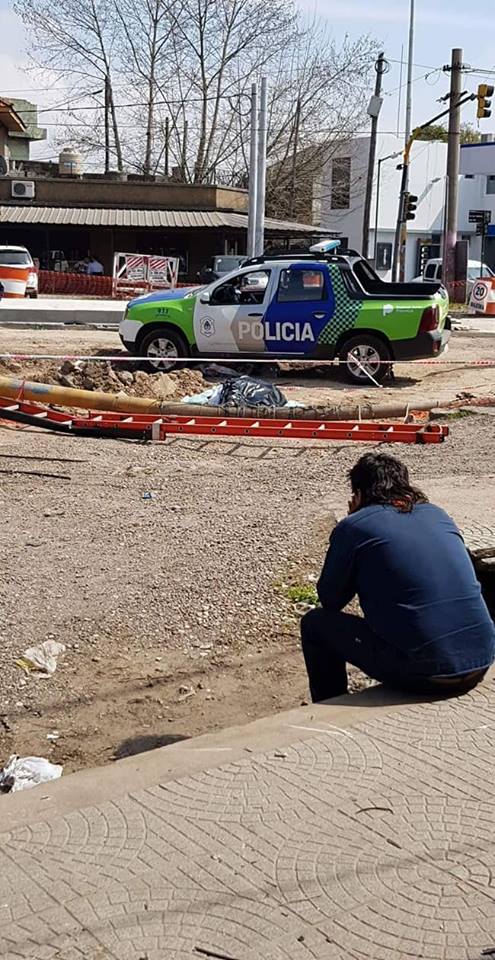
[16,640,66,677]
[0,755,63,793]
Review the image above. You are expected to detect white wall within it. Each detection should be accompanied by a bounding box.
[317,133,495,278]
[318,134,448,279]
[460,142,495,176]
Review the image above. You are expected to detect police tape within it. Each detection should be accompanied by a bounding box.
[1,354,495,366]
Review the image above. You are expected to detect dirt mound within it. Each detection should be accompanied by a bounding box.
[0,357,208,401]
[58,360,208,400]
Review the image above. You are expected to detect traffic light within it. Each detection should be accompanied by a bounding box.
[477,84,494,120]
[404,192,418,221]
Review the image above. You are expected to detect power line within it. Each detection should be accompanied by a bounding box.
[7,92,251,117]
[385,68,441,98]
[387,57,440,71]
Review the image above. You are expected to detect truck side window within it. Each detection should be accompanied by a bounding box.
[210,270,270,306]
[210,277,242,306]
[277,269,326,302]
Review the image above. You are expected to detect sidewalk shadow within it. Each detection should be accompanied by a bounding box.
[114,732,189,760]
[324,681,488,708]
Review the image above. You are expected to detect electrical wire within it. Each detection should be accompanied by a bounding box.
[8,92,252,117]
[385,68,441,99]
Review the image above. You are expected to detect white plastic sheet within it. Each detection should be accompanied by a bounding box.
[16,640,66,677]
[0,755,63,793]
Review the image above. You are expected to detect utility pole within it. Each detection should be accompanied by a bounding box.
[247,83,258,258]
[405,0,415,143]
[104,75,110,174]
[164,117,170,178]
[181,120,188,181]
[392,0,415,280]
[254,77,268,257]
[442,48,464,298]
[362,52,387,259]
[288,97,301,221]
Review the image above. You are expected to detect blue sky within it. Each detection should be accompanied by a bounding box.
[1,0,494,156]
[300,0,495,133]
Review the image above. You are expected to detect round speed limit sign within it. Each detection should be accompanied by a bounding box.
[473,281,489,301]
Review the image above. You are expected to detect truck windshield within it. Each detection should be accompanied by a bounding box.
[213,257,244,273]
[0,250,31,265]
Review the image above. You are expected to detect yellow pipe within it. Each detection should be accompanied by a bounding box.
[0,375,166,414]
[0,373,446,422]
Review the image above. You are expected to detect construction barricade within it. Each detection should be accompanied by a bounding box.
[112,253,180,299]
[470,277,495,316]
[0,264,30,298]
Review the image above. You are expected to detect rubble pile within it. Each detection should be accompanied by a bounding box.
[57,360,207,400]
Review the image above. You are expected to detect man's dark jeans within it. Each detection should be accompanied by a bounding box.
[301,607,486,702]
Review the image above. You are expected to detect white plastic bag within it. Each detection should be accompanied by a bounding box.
[0,755,63,793]
[181,385,224,405]
[16,640,66,676]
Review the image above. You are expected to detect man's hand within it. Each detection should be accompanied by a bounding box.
[348,491,362,515]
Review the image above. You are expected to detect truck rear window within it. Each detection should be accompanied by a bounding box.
[277,268,326,302]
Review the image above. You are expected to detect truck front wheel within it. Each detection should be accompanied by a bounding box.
[138,327,189,372]
[338,335,392,385]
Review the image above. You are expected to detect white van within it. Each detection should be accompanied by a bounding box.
[413,258,494,296]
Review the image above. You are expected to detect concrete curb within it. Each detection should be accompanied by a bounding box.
[2,668,494,832]
[0,683,456,832]
[452,326,495,338]
[0,322,119,332]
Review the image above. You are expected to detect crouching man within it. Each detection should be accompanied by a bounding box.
[301,453,495,701]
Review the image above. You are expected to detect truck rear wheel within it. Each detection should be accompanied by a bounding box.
[339,335,392,385]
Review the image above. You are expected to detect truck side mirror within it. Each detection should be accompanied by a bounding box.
[200,291,211,304]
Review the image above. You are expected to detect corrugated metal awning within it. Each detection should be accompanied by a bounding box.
[0,204,327,235]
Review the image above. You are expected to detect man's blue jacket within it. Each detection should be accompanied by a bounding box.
[317,503,495,677]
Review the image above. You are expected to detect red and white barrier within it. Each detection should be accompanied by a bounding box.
[470,278,495,316]
[112,252,179,299]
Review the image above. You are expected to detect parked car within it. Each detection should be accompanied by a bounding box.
[197,255,246,284]
[0,245,38,298]
[412,258,494,297]
[119,249,451,385]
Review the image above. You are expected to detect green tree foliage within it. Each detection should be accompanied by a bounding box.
[416,123,481,144]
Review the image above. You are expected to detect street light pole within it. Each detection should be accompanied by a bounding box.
[374,152,402,266]
[247,83,258,258]
[405,0,415,145]
[254,77,268,257]
[392,0,415,280]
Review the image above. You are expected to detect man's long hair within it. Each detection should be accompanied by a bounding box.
[349,453,429,513]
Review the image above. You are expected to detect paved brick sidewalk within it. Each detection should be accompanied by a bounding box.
[1,681,495,960]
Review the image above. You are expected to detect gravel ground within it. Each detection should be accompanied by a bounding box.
[0,326,494,408]
[0,411,494,772]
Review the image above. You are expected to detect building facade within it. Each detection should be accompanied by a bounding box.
[316,133,450,280]
[316,133,495,279]
[0,175,329,281]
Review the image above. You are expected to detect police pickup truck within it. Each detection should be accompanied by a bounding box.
[119,243,451,384]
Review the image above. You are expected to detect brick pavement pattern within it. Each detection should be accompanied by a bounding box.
[2,686,495,959]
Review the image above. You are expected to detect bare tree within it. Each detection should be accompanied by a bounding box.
[15,0,378,197]
[113,0,176,174]
[264,27,379,220]
[158,0,296,183]
[14,0,125,170]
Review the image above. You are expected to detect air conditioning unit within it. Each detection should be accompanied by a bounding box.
[11,180,36,199]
